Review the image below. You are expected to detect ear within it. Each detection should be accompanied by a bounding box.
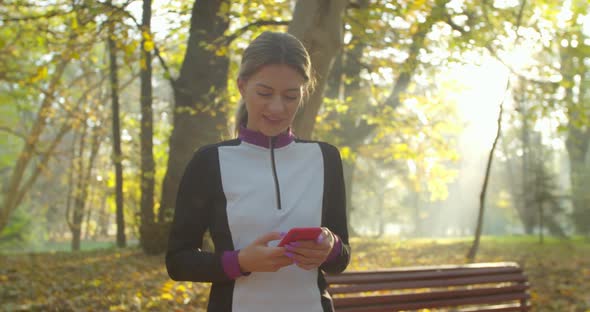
[237,78,246,97]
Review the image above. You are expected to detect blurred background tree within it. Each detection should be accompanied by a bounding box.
[0,0,588,254]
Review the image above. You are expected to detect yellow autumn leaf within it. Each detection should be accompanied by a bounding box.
[176,284,187,293]
[340,146,351,160]
[71,16,79,30]
[215,46,227,56]
[30,66,48,83]
[144,40,154,52]
[160,293,173,301]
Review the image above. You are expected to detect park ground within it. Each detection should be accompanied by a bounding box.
[1,236,589,311]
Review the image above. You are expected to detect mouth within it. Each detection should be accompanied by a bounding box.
[263,115,284,125]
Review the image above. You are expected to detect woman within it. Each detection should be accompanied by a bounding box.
[166,31,350,312]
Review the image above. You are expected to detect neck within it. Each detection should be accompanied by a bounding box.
[238,126,295,148]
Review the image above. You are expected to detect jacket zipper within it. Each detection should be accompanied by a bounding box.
[269,137,282,210]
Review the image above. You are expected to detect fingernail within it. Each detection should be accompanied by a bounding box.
[285,245,294,251]
[289,242,299,247]
[285,252,294,258]
[316,235,325,243]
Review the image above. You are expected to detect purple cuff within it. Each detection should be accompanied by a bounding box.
[324,234,342,263]
[222,250,250,279]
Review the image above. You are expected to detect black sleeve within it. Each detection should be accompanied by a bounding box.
[165,147,231,283]
[319,143,351,274]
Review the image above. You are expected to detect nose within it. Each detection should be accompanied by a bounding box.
[267,96,285,114]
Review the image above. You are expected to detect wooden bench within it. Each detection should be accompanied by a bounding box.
[325,262,530,311]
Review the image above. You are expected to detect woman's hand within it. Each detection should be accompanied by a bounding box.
[283,227,335,270]
[238,232,294,273]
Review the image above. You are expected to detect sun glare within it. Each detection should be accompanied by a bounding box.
[446,43,565,154]
[444,56,509,149]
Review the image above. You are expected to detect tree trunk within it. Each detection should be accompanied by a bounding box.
[533,162,549,244]
[566,132,590,235]
[71,125,101,251]
[84,184,95,241]
[519,91,536,234]
[288,0,349,139]
[11,122,71,219]
[108,16,126,248]
[467,82,507,261]
[325,47,361,236]
[139,0,157,253]
[97,188,109,239]
[561,46,590,236]
[65,132,78,246]
[501,130,528,233]
[0,59,69,234]
[413,192,422,237]
[341,160,357,236]
[156,0,231,253]
[377,191,385,238]
[71,121,88,251]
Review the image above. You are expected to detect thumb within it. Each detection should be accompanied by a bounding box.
[253,232,284,246]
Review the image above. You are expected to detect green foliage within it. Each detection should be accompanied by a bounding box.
[0,205,31,249]
[2,0,590,250]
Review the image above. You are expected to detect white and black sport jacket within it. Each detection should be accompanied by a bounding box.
[166,127,351,312]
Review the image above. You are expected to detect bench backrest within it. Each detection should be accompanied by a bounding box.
[325,262,530,311]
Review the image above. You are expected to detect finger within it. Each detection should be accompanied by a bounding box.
[285,250,322,266]
[254,232,284,246]
[294,260,318,270]
[267,246,291,257]
[316,229,328,243]
[276,257,294,267]
[286,244,330,257]
[273,253,294,262]
[264,255,292,268]
[285,246,322,259]
[288,240,327,250]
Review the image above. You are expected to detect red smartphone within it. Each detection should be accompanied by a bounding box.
[277,227,323,247]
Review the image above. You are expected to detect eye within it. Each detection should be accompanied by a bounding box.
[284,92,300,100]
[257,92,272,97]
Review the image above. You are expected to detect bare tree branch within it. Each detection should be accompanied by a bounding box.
[221,20,291,45]
[0,126,26,140]
[467,78,510,261]
[95,0,176,87]
[445,14,557,87]
[0,10,70,22]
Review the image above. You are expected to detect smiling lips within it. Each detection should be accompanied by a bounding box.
[263,115,284,125]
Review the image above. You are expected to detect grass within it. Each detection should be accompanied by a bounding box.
[1,235,588,311]
[0,240,140,254]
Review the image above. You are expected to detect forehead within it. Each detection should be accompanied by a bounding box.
[248,64,305,90]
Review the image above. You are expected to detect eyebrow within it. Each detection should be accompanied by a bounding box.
[256,83,300,92]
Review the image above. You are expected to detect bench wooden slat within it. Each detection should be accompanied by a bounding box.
[327,262,520,277]
[326,262,530,311]
[459,303,531,312]
[326,266,522,284]
[335,293,530,312]
[336,303,529,312]
[332,284,530,308]
[329,272,527,294]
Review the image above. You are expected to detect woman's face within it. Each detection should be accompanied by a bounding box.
[238,64,305,137]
